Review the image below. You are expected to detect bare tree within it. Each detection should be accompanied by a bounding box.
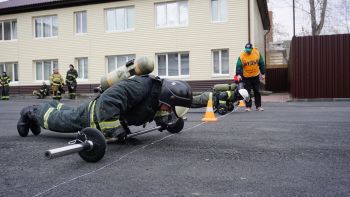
[309,0,328,35]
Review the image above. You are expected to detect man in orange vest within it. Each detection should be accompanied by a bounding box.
[236,43,265,111]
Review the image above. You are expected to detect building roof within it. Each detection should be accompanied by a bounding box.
[0,0,124,15]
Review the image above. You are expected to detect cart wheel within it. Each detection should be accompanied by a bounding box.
[217,104,227,115]
[227,103,234,111]
[167,118,184,133]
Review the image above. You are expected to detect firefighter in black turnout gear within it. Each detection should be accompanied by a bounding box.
[17,57,193,139]
[33,82,50,99]
[0,72,11,100]
[66,64,78,99]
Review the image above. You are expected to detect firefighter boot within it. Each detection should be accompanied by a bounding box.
[17,106,41,137]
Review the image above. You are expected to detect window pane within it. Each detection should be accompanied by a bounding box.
[44,61,51,80]
[157,55,166,76]
[168,53,178,76]
[43,17,51,37]
[220,0,228,21]
[117,55,127,68]
[52,16,58,36]
[127,8,134,29]
[180,53,189,75]
[53,60,58,70]
[156,4,166,27]
[167,3,178,26]
[106,9,116,31]
[213,51,220,74]
[14,63,18,81]
[107,56,116,72]
[0,23,2,40]
[4,21,11,40]
[35,19,42,37]
[127,54,136,61]
[5,63,12,80]
[221,50,229,74]
[116,9,125,30]
[84,58,88,79]
[179,1,188,25]
[36,62,43,80]
[82,11,87,33]
[78,58,84,78]
[76,12,82,33]
[0,64,4,73]
[212,0,219,21]
[11,21,17,39]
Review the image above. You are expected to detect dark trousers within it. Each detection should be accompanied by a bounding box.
[67,81,77,99]
[243,75,261,108]
[0,85,10,100]
[34,100,89,133]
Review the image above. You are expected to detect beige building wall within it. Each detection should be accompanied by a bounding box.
[0,0,267,86]
[251,0,266,59]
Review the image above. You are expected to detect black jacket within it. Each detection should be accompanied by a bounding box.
[95,75,162,128]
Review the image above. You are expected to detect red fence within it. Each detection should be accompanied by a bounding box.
[289,34,350,98]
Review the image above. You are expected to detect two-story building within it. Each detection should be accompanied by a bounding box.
[0,0,269,93]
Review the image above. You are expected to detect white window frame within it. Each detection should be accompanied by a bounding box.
[0,62,18,82]
[74,11,87,34]
[212,49,229,76]
[33,15,58,38]
[156,52,190,78]
[106,54,136,73]
[75,57,88,80]
[0,19,17,41]
[105,6,135,32]
[211,0,228,23]
[155,1,189,28]
[34,60,58,81]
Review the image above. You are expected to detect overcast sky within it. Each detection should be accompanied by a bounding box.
[268,0,350,41]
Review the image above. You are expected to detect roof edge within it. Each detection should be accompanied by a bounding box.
[0,0,125,16]
[257,0,270,30]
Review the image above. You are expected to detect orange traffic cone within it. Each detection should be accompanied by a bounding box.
[202,93,218,122]
[238,100,246,107]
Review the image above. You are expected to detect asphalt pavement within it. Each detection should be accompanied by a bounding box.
[1,97,350,197]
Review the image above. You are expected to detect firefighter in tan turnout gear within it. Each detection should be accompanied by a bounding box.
[17,57,193,142]
[66,64,78,99]
[50,69,64,100]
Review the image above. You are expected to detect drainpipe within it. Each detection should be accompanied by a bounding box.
[264,29,270,66]
[248,0,251,42]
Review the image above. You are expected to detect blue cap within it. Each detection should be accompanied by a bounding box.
[245,43,253,53]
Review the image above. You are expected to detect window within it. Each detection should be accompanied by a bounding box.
[0,20,17,41]
[157,52,189,77]
[34,15,58,38]
[155,1,188,27]
[106,54,135,73]
[0,62,18,82]
[105,7,134,32]
[76,57,88,79]
[211,0,227,22]
[35,60,58,80]
[75,11,87,34]
[212,49,229,75]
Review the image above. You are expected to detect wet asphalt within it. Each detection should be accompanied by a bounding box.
[1,97,350,197]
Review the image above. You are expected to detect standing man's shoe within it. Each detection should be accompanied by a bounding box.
[245,107,251,112]
[256,107,264,111]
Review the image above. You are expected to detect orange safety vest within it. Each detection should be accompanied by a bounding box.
[239,48,261,78]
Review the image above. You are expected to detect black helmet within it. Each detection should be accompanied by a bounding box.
[159,79,192,115]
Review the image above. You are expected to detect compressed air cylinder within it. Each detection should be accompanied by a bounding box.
[100,56,154,91]
[213,84,237,92]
